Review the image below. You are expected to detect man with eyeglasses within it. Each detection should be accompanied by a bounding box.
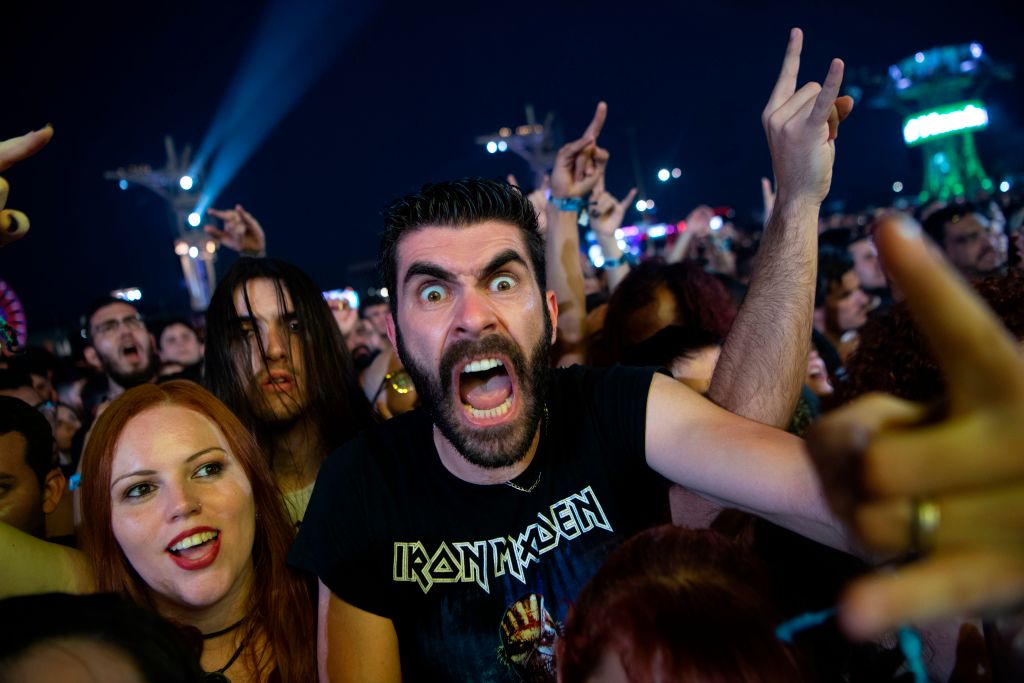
[80,297,158,402]
[923,203,1008,279]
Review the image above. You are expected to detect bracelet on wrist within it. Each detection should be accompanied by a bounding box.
[550,197,585,212]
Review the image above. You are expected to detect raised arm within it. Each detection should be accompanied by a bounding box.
[709,28,853,427]
[546,102,610,365]
[318,581,401,683]
[588,176,637,293]
[646,374,850,551]
[0,520,94,598]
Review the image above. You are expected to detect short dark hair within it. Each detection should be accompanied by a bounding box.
[153,317,200,350]
[379,178,546,313]
[815,244,856,308]
[922,202,981,245]
[81,296,139,341]
[204,258,372,455]
[0,395,55,485]
[359,293,388,314]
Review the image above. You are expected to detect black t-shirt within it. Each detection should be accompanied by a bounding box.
[290,365,669,682]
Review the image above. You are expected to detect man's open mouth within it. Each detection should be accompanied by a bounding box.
[122,344,141,362]
[456,356,517,423]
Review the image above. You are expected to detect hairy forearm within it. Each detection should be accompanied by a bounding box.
[546,204,587,361]
[708,199,818,426]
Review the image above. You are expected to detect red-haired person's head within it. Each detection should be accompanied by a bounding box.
[79,380,314,682]
[557,525,805,683]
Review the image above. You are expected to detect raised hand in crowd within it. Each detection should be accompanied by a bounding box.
[550,101,610,201]
[666,204,713,264]
[710,28,854,428]
[0,125,53,247]
[205,203,267,256]
[546,102,612,364]
[807,217,1024,639]
[588,175,636,291]
[762,28,853,208]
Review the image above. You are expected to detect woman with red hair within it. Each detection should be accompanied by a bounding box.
[1,381,316,682]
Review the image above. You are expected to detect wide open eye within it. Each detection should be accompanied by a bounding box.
[419,284,448,304]
[489,274,517,292]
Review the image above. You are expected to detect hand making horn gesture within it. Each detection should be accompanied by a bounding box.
[0,125,54,247]
[204,203,267,256]
[806,216,1024,639]
[762,29,854,210]
[550,102,610,200]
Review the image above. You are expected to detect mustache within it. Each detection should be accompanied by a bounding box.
[439,335,526,394]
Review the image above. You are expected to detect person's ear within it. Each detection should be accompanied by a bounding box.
[545,290,559,345]
[385,313,399,355]
[41,467,66,514]
[83,346,102,370]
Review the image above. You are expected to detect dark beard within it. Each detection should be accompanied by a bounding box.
[397,326,550,470]
[102,349,157,390]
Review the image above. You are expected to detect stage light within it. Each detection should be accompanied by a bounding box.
[175,241,189,256]
[893,181,904,192]
[970,42,983,59]
[647,225,667,239]
[497,140,508,152]
[657,169,670,182]
[486,141,498,154]
[188,246,199,259]
[671,168,682,178]
[111,287,142,302]
[645,199,655,210]
[179,175,194,190]
[903,101,988,147]
[118,179,129,191]
[588,244,605,268]
[379,287,389,298]
[205,240,217,254]
[635,200,647,212]
[499,127,512,137]
[914,52,925,64]
[1000,181,1011,192]
[710,216,723,231]
[187,212,202,227]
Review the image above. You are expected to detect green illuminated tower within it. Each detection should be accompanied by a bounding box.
[884,43,1012,202]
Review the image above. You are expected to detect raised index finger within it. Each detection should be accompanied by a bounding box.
[766,28,803,113]
[582,102,608,141]
[875,217,1024,410]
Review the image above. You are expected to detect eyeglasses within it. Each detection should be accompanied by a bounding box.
[373,369,413,404]
[92,314,145,339]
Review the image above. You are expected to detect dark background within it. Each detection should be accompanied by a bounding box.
[3,0,1022,337]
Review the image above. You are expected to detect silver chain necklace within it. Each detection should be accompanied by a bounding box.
[503,405,547,493]
[504,471,542,493]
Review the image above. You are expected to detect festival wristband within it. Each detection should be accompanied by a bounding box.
[550,197,585,212]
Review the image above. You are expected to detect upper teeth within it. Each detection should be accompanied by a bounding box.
[169,531,217,552]
[462,358,503,374]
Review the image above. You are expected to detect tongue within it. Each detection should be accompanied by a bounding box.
[173,539,214,560]
[460,372,512,411]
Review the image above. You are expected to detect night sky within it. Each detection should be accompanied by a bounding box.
[4,0,1022,338]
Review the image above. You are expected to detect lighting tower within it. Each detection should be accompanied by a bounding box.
[475,105,557,187]
[879,43,1013,201]
[104,137,218,311]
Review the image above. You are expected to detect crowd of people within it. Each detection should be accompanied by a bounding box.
[1,27,1023,682]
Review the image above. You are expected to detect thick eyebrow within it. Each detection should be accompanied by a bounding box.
[402,249,528,289]
[479,249,527,279]
[110,447,227,489]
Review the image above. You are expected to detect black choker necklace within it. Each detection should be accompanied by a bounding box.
[202,618,246,640]
[204,623,253,683]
